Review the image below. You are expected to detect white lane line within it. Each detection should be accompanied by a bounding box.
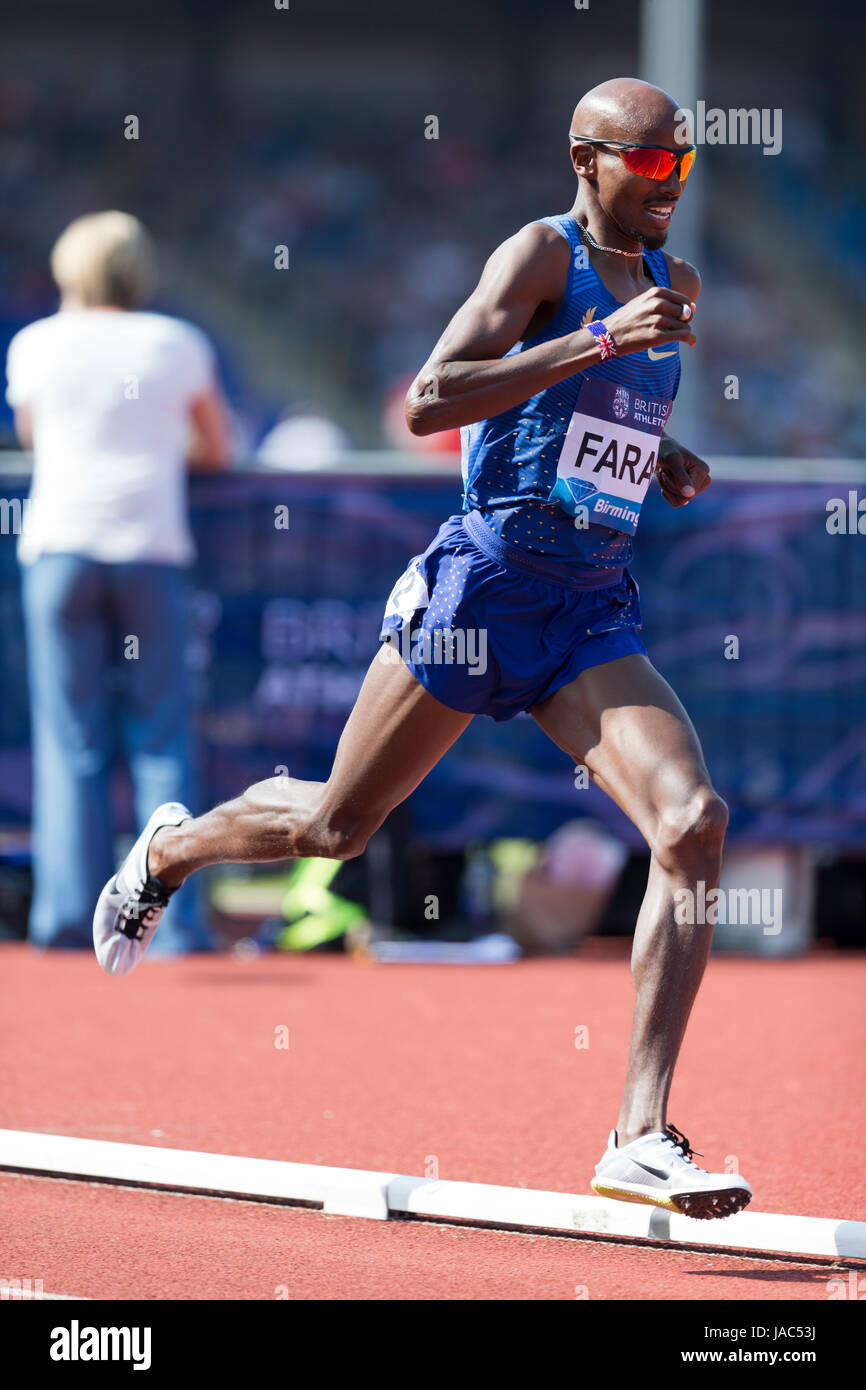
[2,1128,864,1262]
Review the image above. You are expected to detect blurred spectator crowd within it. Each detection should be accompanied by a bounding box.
[0,67,863,461]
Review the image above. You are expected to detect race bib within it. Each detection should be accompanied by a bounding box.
[548,377,672,536]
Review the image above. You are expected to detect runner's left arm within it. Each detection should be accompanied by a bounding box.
[405,223,698,436]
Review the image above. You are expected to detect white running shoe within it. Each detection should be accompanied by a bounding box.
[591,1124,752,1220]
[93,803,191,977]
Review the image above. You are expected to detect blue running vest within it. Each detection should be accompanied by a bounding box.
[460,213,682,569]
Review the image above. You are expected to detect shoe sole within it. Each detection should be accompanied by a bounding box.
[591,1178,752,1221]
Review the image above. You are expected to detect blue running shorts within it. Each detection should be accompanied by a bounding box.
[378,511,647,722]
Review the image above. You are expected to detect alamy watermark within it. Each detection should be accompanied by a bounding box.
[826,492,866,535]
[674,880,782,935]
[0,496,30,534]
[380,625,488,675]
[0,1275,44,1299]
[50,1321,152,1370]
[675,103,782,156]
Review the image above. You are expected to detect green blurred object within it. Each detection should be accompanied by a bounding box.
[277,857,368,951]
[487,839,539,914]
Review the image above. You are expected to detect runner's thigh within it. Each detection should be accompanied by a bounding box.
[531,653,715,846]
[322,645,473,825]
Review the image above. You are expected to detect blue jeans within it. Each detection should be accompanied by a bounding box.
[22,554,210,952]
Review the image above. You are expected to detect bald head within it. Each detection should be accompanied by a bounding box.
[570,77,680,143]
[567,78,689,252]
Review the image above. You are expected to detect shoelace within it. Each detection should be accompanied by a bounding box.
[662,1123,704,1166]
[116,876,171,941]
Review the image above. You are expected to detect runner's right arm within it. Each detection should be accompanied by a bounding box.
[405,221,696,437]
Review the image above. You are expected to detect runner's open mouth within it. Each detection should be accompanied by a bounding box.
[643,201,677,226]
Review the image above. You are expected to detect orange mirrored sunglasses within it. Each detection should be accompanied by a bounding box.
[570,135,697,183]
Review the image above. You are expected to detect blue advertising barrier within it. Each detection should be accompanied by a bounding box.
[1,470,864,848]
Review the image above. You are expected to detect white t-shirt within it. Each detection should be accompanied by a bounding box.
[6,309,216,565]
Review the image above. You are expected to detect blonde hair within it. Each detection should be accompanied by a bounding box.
[50,211,157,309]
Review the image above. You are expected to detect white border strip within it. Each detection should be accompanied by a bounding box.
[0,1130,398,1221]
[2,1129,864,1262]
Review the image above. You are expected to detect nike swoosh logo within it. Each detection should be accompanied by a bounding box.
[631,1159,672,1181]
[647,346,677,360]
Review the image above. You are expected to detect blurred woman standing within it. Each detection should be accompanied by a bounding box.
[5,211,229,951]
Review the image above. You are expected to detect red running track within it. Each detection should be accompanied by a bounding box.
[2,942,864,1300]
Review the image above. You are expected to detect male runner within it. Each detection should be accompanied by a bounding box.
[93,78,752,1219]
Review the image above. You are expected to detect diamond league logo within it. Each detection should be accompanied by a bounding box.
[612,386,630,420]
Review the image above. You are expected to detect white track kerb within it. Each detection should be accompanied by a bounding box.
[2,1130,864,1263]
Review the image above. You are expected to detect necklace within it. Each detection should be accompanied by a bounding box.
[578,220,644,259]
